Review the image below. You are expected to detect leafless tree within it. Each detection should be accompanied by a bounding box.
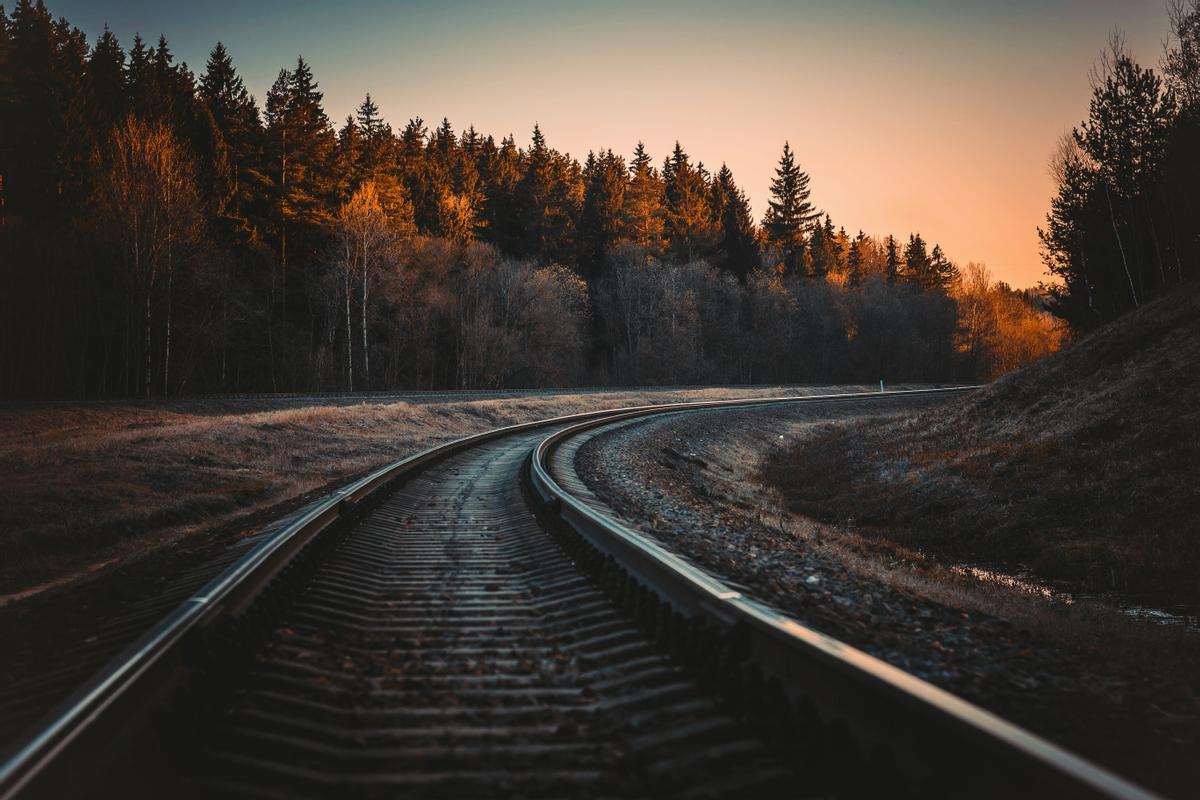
[333,181,399,389]
[90,117,203,396]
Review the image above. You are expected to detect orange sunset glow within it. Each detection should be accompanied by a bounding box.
[2,1,1199,798]
[48,0,1175,288]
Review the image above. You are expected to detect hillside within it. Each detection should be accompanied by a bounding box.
[763,281,1200,603]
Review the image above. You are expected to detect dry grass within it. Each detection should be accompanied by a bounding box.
[672,410,1199,675]
[0,385,835,602]
[762,281,1200,604]
[576,403,1200,794]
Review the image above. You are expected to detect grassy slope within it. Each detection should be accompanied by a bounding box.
[0,385,843,600]
[763,282,1200,601]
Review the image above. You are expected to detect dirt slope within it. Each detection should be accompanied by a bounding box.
[764,282,1200,602]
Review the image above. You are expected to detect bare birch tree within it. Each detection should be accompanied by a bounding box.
[90,117,203,397]
[333,180,398,390]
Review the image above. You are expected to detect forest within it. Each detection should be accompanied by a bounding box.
[0,1,1079,397]
[1040,3,1200,328]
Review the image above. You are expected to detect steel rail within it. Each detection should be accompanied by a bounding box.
[0,385,969,798]
[528,392,1162,800]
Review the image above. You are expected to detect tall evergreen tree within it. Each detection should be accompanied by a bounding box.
[762,141,819,276]
[884,234,901,284]
[579,148,627,276]
[662,141,714,262]
[903,233,931,288]
[200,42,264,227]
[1074,40,1175,306]
[88,26,125,134]
[278,56,336,242]
[517,124,579,260]
[929,244,959,292]
[126,33,154,116]
[3,0,92,221]
[397,116,441,232]
[345,95,408,229]
[619,141,665,251]
[355,94,385,150]
[808,214,841,278]
[336,114,363,195]
[709,163,759,281]
[1163,1,1200,283]
[846,230,866,287]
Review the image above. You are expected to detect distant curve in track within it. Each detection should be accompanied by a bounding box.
[3,388,1159,800]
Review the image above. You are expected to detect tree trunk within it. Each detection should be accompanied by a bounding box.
[1142,195,1166,288]
[278,143,288,389]
[265,282,277,392]
[1104,183,1138,308]
[1165,197,1186,284]
[345,241,355,392]
[361,234,370,390]
[164,255,173,396]
[279,227,288,386]
[143,276,154,399]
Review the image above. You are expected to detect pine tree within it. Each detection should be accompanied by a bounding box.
[1039,136,1108,325]
[662,142,714,262]
[808,215,840,278]
[579,148,627,276]
[482,133,525,254]
[846,231,866,287]
[709,163,759,281]
[200,42,264,226]
[397,116,438,232]
[1163,2,1200,285]
[336,114,363,196]
[619,141,665,251]
[517,123,579,260]
[345,94,408,230]
[431,117,456,156]
[423,117,482,242]
[88,26,125,134]
[354,94,392,178]
[151,35,178,121]
[281,56,336,236]
[1075,40,1176,305]
[398,116,426,165]
[356,94,385,148]
[762,141,819,276]
[4,0,93,220]
[884,234,901,284]
[903,233,932,289]
[423,117,455,216]
[929,244,960,292]
[262,56,336,380]
[126,33,154,116]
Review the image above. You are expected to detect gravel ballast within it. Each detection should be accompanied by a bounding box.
[573,400,1199,797]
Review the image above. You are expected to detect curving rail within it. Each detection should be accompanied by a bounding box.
[4,385,1150,798]
[527,396,1160,800]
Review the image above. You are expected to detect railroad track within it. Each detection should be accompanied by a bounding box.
[0,388,1161,799]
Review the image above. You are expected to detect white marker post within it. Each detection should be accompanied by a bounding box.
[879,379,885,393]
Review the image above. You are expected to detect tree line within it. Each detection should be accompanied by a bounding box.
[0,0,1059,397]
[1041,1,1200,327]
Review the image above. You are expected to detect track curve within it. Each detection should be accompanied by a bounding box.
[7,387,1159,800]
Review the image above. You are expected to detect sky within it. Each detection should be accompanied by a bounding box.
[47,0,1175,288]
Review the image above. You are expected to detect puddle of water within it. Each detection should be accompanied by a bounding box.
[952,564,1200,632]
[1080,597,1200,631]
